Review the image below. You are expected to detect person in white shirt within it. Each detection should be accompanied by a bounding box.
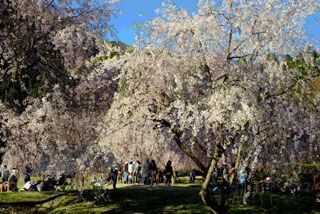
[128,161,134,184]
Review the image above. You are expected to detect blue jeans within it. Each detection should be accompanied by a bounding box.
[123,172,129,184]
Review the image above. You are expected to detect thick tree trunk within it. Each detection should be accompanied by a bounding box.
[200,143,227,214]
[200,137,245,214]
[165,120,248,213]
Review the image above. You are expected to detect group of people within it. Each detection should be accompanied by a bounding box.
[108,159,174,189]
[0,165,72,192]
[1,164,46,192]
[0,165,19,191]
[1,159,176,191]
[141,159,174,187]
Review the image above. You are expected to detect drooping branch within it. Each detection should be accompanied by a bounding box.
[153,118,208,173]
[228,122,249,185]
[174,132,208,174]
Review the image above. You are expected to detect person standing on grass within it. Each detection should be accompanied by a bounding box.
[150,160,158,186]
[143,159,151,185]
[111,168,118,189]
[134,161,142,184]
[128,161,134,184]
[158,170,164,183]
[190,169,196,183]
[164,160,173,186]
[123,162,129,184]
[106,167,112,183]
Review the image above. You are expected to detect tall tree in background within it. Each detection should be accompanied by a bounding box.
[0,0,117,167]
[0,103,10,163]
[0,0,115,112]
[1,42,121,178]
[100,1,320,213]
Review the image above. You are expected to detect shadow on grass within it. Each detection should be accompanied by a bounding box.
[104,185,209,213]
[229,191,320,214]
[0,186,319,213]
[105,186,319,214]
[36,185,208,213]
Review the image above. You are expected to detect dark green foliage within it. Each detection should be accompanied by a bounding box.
[284,51,320,81]
[291,163,320,183]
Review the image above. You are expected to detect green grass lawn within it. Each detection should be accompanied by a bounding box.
[0,184,319,213]
[0,191,59,204]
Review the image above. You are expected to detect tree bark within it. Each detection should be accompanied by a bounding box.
[200,143,225,214]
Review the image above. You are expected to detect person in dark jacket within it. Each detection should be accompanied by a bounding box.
[142,159,151,185]
[149,160,158,186]
[9,174,18,191]
[190,169,196,183]
[164,160,173,186]
[2,165,10,182]
[111,168,118,189]
[134,161,142,183]
[23,166,31,183]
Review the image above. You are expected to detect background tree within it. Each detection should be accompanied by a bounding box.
[0,0,115,112]
[99,1,320,213]
[0,0,117,166]
[1,42,120,181]
[0,1,319,213]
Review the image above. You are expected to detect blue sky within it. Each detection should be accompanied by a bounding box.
[109,1,320,46]
[109,0,197,44]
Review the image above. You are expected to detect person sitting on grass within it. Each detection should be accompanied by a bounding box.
[40,178,53,191]
[23,181,32,191]
[91,176,98,186]
[89,176,101,189]
[2,165,10,191]
[9,172,18,191]
[37,180,44,192]
[23,165,31,184]
[57,173,69,191]
[23,180,40,192]
[30,182,38,191]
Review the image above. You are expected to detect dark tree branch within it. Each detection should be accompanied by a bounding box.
[153,118,208,173]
